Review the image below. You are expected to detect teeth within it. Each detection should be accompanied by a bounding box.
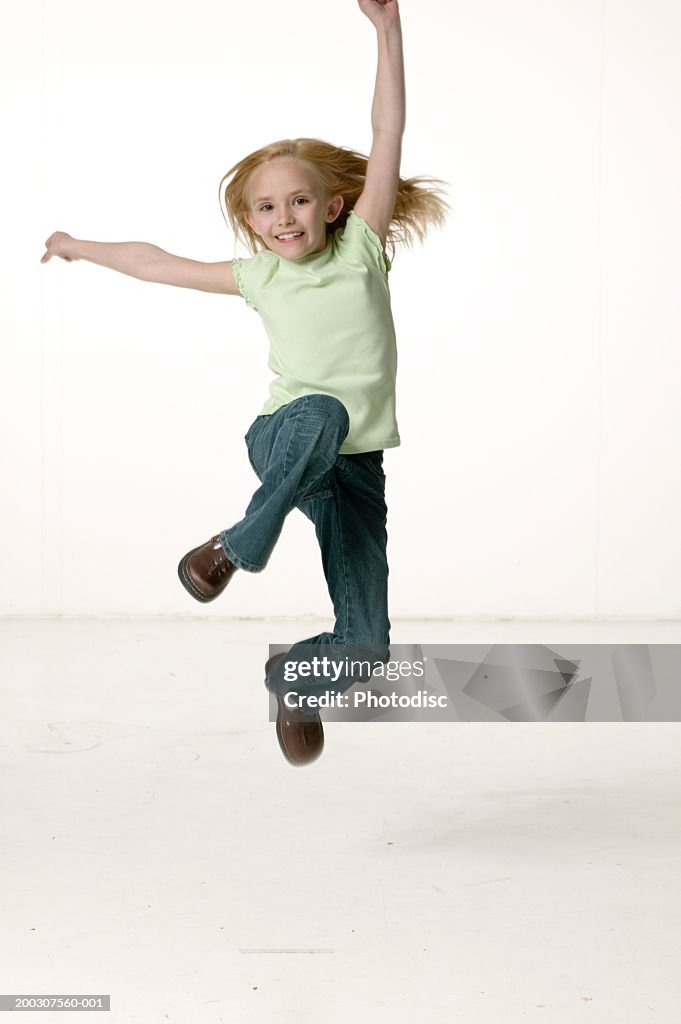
[277,232,303,240]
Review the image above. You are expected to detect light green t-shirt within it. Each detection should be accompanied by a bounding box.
[231,210,400,455]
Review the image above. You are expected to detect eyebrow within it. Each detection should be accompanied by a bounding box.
[252,189,313,204]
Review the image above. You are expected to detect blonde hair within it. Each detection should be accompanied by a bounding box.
[219,137,451,263]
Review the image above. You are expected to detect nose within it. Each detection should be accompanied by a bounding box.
[276,207,295,226]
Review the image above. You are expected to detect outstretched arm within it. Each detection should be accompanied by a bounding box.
[354,0,405,249]
[40,232,241,296]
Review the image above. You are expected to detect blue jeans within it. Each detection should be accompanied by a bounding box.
[219,394,390,703]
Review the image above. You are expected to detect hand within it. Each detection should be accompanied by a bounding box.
[41,231,78,263]
[357,0,400,30]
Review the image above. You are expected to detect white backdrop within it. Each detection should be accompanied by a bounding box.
[1,0,680,618]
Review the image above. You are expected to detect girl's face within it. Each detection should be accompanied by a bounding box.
[244,158,344,259]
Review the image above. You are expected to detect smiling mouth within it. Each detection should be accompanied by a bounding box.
[276,232,304,241]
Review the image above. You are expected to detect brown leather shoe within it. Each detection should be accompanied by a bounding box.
[266,654,324,766]
[177,535,237,603]
[275,694,324,766]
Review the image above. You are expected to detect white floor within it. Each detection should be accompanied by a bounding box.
[1,618,680,1023]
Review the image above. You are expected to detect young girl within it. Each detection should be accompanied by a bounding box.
[41,0,449,766]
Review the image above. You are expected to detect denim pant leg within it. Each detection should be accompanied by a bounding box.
[265,451,391,704]
[219,394,349,571]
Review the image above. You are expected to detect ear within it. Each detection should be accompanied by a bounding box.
[326,195,345,223]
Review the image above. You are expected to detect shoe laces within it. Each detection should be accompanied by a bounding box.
[208,540,231,581]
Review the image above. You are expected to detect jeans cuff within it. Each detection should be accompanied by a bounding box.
[219,532,264,573]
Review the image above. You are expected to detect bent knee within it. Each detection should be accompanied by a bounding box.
[304,393,348,421]
[303,394,349,436]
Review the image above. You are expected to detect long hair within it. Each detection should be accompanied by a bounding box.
[219,137,451,264]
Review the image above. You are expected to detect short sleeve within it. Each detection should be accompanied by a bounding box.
[338,211,392,274]
[231,257,258,311]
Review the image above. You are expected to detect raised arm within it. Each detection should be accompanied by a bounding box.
[354,0,405,250]
[40,232,241,296]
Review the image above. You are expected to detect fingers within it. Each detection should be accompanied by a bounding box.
[41,252,72,263]
[41,232,73,263]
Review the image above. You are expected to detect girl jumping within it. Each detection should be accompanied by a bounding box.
[41,0,450,766]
